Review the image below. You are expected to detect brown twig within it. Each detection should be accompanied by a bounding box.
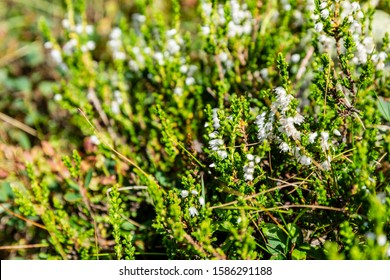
[0,244,49,250]
[0,203,46,230]
[0,112,37,137]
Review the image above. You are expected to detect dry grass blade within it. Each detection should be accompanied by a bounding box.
[0,112,38,137]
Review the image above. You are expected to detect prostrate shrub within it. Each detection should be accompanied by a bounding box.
[7,0,390,259]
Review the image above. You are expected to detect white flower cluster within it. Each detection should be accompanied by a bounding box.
[255,87,305,145]
[108,27,126,60]
[340,2,376,65]
[371,51,388,71]
[111,90,123,115]
[218,51,234,73]
[109,17,198,92]
[272,87,304,141]
[200,0,253,38]
[310,0,335,52]
[312,0,387,70]
[61,19,94,35]
[243,154,260,181]
[180,189,204,217]
[253,86,341,169]
[44,18,95,68]
[255,112,274,143]
[207,109,228,161]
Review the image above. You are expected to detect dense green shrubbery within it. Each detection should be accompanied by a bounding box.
[2,0,390,259]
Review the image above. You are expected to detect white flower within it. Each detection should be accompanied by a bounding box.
[378,52,388,61]
[173,87,183,96]
[153,52,164,64]
[377,234,387,246]
[212,108,221,130]
[62,19,70,29]
[209,163,215,168]
[333,129,341,136]
[209,139,224,150]
[363,37,375,53]
[219,52,228,62]
[132,13,146,23]
[113,51,126,60]
[255,112,273,142]
[280,117,301,140]
[293,114,304,125]
[273,87,294,113]
[209,131,218,139]
[244,173,254,181]
[260,68,269,79]
[279,142,290,152]
[351,2,360,12]
[291,53,300,63]
[110,27,122,39]
[191,190,198,196]
[309,132,318,143]
[246,154,255,161]
[201,2,212,17]
[321,155,332,170]
[111,101,120,114]
[166,29,177,37]
[180,65,188,73]
[44,41,53,49]
[167,39,180,54]
[53,94,62,101]
[108,39,121,50]
[63,38,77,55]
[185,77,195,86]
[201,26,210,36]
[50,49,62,64]
[319,2,327,10]
[129,60,139,72]
[199,197,205,206]
[321,9,330,19]
[86,25,93,35]
[255,156,261,164]
[321,160,331,170]
[217,150,228,159]
[90,135,100,145]
[314,22,323,33]
[188,206,199,217]
[299,155,312,166]
[320,131,330,150]
[274,86,287,97]
[180,190,189,198]
[86,41,96,51]
[243,166,254,174]
[366,232,376,240]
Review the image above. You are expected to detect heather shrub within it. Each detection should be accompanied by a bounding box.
[3,0,390,259]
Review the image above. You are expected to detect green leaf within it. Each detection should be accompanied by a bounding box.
[64,192,81,203]
[121,221,136,231]
[378,97,390,122]
[66,179,80,191]
[292,248,307,260]
[84,168,93,188]
[262,223,288,258]
[0,182,13,202]
[287,223,303,246]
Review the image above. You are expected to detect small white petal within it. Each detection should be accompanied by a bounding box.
[188,206,199,217]
[181,190,189,198]
[377,234,387,246]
